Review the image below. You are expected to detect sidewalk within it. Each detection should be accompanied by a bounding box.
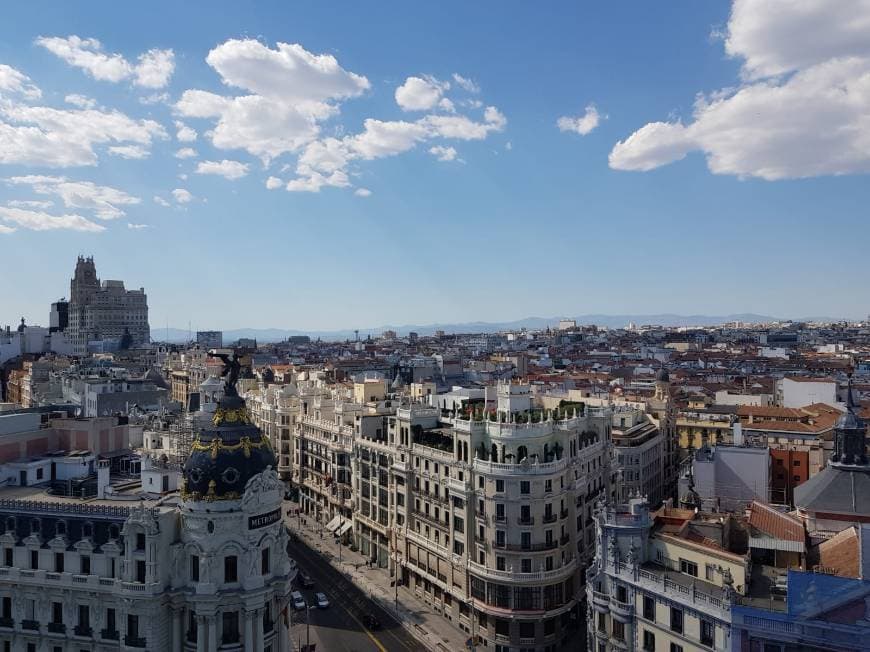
[286,507,470,652]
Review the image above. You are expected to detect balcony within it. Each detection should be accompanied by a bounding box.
[493,540,558,552]
[517,516,535,526]
[560,509,569,519]
[0,617,12,628]
[560,533,570,545]
[491,514,507,526]
[22,619,39,631]
[101,629,120,641]
[473,456,568,475]
[610,596,634,619]
[74,625,93,636]
[125,636,147,648]
[468,558,578,583]
[48,622,66,634]
[542,513,557,524]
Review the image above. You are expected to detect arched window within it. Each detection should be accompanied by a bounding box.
[517,446,528,462]
[491,444,498,462]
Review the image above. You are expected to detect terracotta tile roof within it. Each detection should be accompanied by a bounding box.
[748,501,805,542]
[817,526,859,578]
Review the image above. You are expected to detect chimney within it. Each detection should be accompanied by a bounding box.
[97,459,110,499]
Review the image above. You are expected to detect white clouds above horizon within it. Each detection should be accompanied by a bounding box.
[0,206,104,232]
[175,121,197,142]
[265,176,282,190]
[174,147,197,159]
[609,0,870,180]
[557,104,603,136]
[395,76,450,111]
[429,145,458,162]
[354,188,371,197]
[195,159,249,180]
[35,35,175,88]
[172,188,193,203]
[452,73,480,94]
[6,175,140,220]
[0,64,41,100]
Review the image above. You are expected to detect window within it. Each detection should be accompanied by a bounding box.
[136,560,146,583]
[222,611,239,644]
[521,559,532,573]
[190,555,200,582]
[495,480,504,493]
[106,608,116,633]
[1,597,10,619]
[705,564,716,581]
[519,622,535,638]
[453,540,464,556]
[520,481,530,495]
[78,604,90,628]
[545,479,552,493]
[30,550,38,570]
[616,585,627,603]
[670,607,683,634]
[597,612,606,631]
[135,533,145,551]
[670,644,683,652]
[55,552,64,572]
[496,503,505,520]
[679,558,698,577]
[643,630,655,651]
[701,620,714,647]
[612,621,625,641]
[478,477,484,489]
[224,556,238,583]
[3,548,11,567]
[51,601,63,624]
[81,555,90,575]
[496,530,505,546]
[127,614,139,639]
[496,556,505,571]
[261,548,270,575]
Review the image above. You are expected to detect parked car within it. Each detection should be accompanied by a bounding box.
[315,592,330,609]
[299,571,315,588]
[291,591,306,610]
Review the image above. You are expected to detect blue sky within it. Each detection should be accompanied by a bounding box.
[1,1,868,331]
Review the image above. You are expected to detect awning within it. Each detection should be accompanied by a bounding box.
[325,515,341,532]
[336,520,353,536]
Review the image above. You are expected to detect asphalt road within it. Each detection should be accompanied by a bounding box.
[288,537,422,652]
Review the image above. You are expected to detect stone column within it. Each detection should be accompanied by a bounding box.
[254,608,264,652]
[196,615,207,652]
[277,614,290,652]
[208,615,217,651]
[172,609,182,652]
[244,610,254,651]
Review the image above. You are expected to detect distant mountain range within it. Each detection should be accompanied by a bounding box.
[152,313,852,344]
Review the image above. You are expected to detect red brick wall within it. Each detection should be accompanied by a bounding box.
[25,437,48,457]
[0,443,20,463]
[770,449,809,505]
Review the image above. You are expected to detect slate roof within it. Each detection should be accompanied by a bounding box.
[794,466,870,517]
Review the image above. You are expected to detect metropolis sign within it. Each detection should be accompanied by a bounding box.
[248,508,282,530]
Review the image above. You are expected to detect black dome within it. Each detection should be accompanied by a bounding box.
[181,393,276,502]
[656,369,670,382]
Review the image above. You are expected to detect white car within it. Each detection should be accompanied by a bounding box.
[291,591,306,610]
[315,592,330,609]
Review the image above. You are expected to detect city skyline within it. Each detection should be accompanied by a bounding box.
[2,1,870,329]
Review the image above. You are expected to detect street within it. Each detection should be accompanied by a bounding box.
[288,535,422,652]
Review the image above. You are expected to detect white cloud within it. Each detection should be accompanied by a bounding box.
[0,206,104,232]
[7,199,53,209]
[6,175,139,219]
[153,195,170,207]
[354,188,371,197]
[557,104,603,135]
[429,145,458,162]
[505,141,513,151]
[265,176,282,189]
[395,76,450,111]
[64,93,96,109]
[422,106,506,140]
[609,0,870,180]
[347,119,430,159]
[0,223,14,234]
[175,39,369,162]
[0,65,41,100]
[0,67,39,98]
[35,36,174,88]
[172,188,193,203]
[174,147,197,159]
[175,121,197,142]
[195,159,249,180]
[139,92,170,105]
[0,101,166,167]
[108,144,149,159]
[127,223,148,230]
[452,73,480,94]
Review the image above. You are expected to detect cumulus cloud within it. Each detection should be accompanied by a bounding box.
[395,76,450,111]
[172,188,193,203]
[0,206,104,232]
[195,159,249,180]
[175,39,369,162]
[557,104,604,135]
[108,144,149,159]
[64,94,96,109]
[429,145,458,162]
[174,147,197,159]
[153,195,170,207]
[127,223,148,229]
[0,101,166,167]
[609,0,870,180]
[265,176,282,189]
[35,35,175,88]
[0,64,42,100]
[452,73,480,94]
[0,223,14,234]
[7,199,53,209]
[175,121,197,142]
[5,175,139,219]
[354,188,371,197]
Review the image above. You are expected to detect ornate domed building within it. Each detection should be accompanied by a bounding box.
[177,353,294,651]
